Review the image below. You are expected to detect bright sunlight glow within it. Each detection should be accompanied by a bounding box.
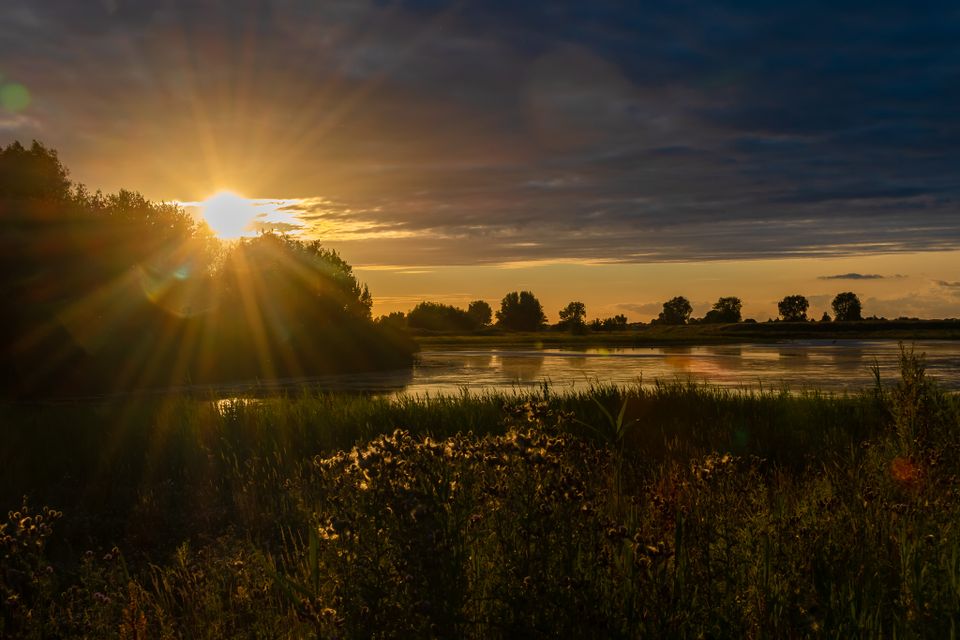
[200,190,260,239]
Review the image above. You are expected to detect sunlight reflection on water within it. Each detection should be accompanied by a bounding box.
[399,340,960,398]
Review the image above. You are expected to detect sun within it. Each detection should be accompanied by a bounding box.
[200,190,260,239]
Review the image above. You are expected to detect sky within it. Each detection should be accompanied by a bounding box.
[1,0,959,321]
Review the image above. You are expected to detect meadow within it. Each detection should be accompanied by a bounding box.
[2,349,959,638]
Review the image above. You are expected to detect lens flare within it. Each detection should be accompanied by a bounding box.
[0,83,30,112]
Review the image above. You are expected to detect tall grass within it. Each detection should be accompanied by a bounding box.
[1,351,958,637]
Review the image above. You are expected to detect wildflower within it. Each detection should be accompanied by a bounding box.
[890,456,922,489]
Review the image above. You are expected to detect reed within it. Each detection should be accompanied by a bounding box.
[2,350,958,637]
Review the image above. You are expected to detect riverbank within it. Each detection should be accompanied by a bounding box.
[2,352,959,637]
[415,319,960,348]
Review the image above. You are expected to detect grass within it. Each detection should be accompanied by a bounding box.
[2,349,959,637]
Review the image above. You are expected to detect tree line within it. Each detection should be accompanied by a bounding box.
[382,291,868,333]
[0,141,413,396]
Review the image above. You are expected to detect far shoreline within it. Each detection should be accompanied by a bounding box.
[413,319,960,349]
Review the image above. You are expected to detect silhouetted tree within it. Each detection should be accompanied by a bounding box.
[0,140,70,199]
[820,311,831,322]
[778,295,810,322]
[407,302,477,331]
[656,296,693,325]
[702,296,742,323]
[496,291,546,331]
[558,301,587,332]
[220,233,372,323]
[467,300,493,327]
[376,311,407,328]
[589,315,629,331]
[0,141,415,396]
[831,292,862,321]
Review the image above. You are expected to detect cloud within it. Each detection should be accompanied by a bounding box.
[3,1,960,266]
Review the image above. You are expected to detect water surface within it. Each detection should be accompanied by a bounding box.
[400,340,960,397]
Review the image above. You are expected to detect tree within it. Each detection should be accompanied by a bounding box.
[496,291,547,331]
[558,301,587,332]
[820,311,831,322]
[376,311,407,328]
[702,296,742,323]
[831,292,862,321]
[224,234,372,319]
[406,302,476,331]
[590,314,628,331]
[0,141,416,395]
[0,140,71,200]
[467,300,493,327]
[656,296,693,325]
[778,295,810,322]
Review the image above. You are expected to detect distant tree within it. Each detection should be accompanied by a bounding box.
[820,311,831,322]
[467,300,493,327]
[656,296,693,325]
[590,314,628,331]
[778,295,810,322]
[606,314,628,330]
[831,292,862,321]
[702,296,742,323]
[407,302,476,331]
[496,291,547,331]
[558,301,587,332]
[376,311,407,328]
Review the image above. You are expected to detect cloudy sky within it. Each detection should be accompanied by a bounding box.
[2,0,959,319]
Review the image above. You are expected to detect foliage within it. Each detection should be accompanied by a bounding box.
[0,141,412,397]
[558,301,587,333]
[656,296,693,325]
[778,294,810,322]
[702,296,742,324]
[467,300,493,327]
[496,291,547,331]
[221,233,373,321]
[832,292,863,321]
[406,302,478,332]
[589,315,629,331]
[376,311,407,328]
[0,140,70,200]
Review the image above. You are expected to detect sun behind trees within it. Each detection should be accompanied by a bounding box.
[0,141,414,396]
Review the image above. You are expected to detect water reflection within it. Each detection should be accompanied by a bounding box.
[207,340,960,399]
[829,346,866,372]
[564,352,589,370]
[777,346,810,369]
[462,354,493,369]
[497,354,545,382]
[706,345,743,371]
[402,341,960,396]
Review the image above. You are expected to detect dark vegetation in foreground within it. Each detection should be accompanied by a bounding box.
[3,350,960,638]
[0,141,414,398]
